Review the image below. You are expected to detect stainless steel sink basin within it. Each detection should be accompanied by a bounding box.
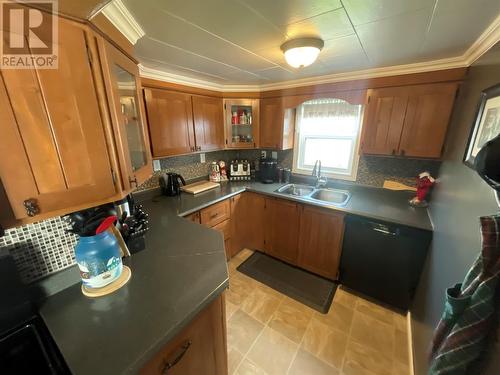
[275,184,351,206]
[276,184,315,197]
[309,189,351,206]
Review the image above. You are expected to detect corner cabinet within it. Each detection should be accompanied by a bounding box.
[99,39,152,190]
[260,97,296,150]
[0,17,116,221]
[360,82,458,158]
[224,99,259,148]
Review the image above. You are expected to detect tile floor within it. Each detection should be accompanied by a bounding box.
[226,249,411,375]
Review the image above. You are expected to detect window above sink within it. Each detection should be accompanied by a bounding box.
[293,99,364,181]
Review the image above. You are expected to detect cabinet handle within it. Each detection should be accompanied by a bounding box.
[129,176,138,188]
[161,340,192,375]
[23,198,40,217]
[197,146,202,151]
[400,149,406,156]
[210,212,219,219]
[391,149,396,155]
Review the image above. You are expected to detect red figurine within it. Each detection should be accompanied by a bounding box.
[409,172,435,207]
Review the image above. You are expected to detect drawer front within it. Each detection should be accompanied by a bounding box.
[212,219,231,240]
[200,200,230,227]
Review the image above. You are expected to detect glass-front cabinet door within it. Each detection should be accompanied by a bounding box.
[224,99,259,149]
[100,40,152,191]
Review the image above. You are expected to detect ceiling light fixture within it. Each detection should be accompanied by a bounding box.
[280,37,324,68]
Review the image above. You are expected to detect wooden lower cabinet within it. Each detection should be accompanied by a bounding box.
[185,211,201,223]
[141,293,227,375]
[297,206,345,280]
[239,192,266,252]
[229,194,243,258]
[264,198,300,265]
[201,200,231,227]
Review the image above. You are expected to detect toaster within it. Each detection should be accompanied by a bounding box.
[229,160,251,181]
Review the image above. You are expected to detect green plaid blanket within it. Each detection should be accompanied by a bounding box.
[429,215,500,374]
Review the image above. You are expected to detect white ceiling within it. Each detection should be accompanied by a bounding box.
[121,0,500,85]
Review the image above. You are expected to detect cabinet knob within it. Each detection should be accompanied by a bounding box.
[23,198,40,217]
[392,149,396,155]
[400,149,406,156]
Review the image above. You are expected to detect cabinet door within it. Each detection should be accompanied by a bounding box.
[192,96,224,151]
[224,99,259,149]
[141,294,227,375]
[230,194,243,257]
[360,87,408,156]
[0,18,116,220]
[398,83,457,158]
[144,89,195,157]
[260,98,284,149]
[297,206,344,280]
[265,198,300,265]
[185,211,200,224]
[100,40,152,190]
[240,193,266,251]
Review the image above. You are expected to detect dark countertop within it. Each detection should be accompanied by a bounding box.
[39,179,431,375]
[39,198,229,375]
[152,181,432,231]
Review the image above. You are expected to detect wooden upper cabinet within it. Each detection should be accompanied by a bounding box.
[260,97,296,150]
[0,18,116,220]
[297,206,345,280]
[144,89,195,157]
[224,99,259,149]
[192,95,224,152]
[264,198,300,265]
[361,82,458,159]
[360,87,408,155]
[398,83,457,158]
[99,39,152,190]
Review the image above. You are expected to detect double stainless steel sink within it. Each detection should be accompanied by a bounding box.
[275,183,351,206]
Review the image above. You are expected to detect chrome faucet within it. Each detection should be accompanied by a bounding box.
[312,160,327,188]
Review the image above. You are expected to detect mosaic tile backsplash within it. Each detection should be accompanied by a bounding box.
[0,216,76,283]
[1,149,440,283]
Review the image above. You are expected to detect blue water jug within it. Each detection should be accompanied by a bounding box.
[74,231,123,289]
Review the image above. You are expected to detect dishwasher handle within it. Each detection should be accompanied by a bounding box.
[366,221,400,236]
[372,226,399,236]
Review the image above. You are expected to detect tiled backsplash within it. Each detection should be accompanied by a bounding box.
[138,149,441,191]
[1,149,440,283]
[0,216,77,283]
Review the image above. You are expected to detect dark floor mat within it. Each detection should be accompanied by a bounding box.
[237,252,337,314]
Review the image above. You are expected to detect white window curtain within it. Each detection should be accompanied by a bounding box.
[293,98,363,181]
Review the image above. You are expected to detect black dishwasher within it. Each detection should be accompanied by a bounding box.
[340,215,432,310]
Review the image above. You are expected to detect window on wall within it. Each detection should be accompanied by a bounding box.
[293,98,364,181]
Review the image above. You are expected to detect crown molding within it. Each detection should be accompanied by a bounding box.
[139,15,500,92]
[101,0,145,45]
[463,13,500,65]
[139,65,259,92]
